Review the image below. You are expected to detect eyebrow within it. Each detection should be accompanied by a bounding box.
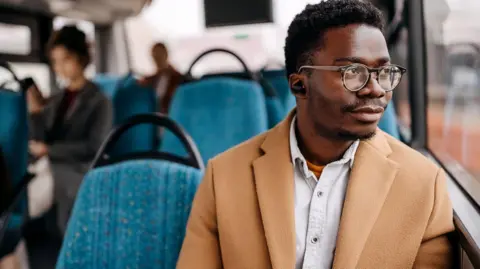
[333,56,391,65]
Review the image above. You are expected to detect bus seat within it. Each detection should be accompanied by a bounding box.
[95,73,158,156]
[56,114,204,269]
[0,88,29,257]
[112,75,157,155]
[0,163,33,258]
[203,71,285,128]
[265,97,285,127]
[0,90,29,214]
[92,74,121,98]
[161,78,269,163]
[261,70,296,111]
[56,160,202,269]
[259,78,287,128]
[378,101,400,139]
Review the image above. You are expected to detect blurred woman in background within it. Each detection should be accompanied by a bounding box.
[27,25,112,235]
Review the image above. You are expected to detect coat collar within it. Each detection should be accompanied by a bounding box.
[253,109,399,269]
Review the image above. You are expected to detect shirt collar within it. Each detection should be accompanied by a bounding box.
[289,115,359,176]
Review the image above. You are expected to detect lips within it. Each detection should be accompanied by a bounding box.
[351,106,385,113]
[349,106,385,122]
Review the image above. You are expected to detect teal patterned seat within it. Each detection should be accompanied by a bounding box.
[56,113,204,269]
[94,73,158,156]
[0,69,29,258]
[56,160,202,269]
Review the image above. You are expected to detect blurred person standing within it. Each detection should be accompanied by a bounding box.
[28,25,112,235]
[139,42,183,114]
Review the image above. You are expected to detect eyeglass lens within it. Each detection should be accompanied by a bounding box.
[343,65,403,91]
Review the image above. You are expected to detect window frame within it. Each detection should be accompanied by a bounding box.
[0,8,52,63]
[405,0,428,150]
[423,150,480,268]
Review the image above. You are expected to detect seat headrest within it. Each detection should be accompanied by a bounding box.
[161,77,269,163]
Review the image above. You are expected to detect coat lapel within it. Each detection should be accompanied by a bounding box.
[253,110,400,269]
[42,93,64,130]
[332,132,399,269]
[253,112,296,269]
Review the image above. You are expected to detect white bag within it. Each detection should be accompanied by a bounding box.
[27,156,54,219]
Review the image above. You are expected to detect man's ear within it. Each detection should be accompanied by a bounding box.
[289,73,307,99]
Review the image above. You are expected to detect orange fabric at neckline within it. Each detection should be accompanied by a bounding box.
[306,160,325,179]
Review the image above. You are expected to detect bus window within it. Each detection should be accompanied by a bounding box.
[0,63,51,96]
[11,63,51,96]
[0,20,50,97]
[424,0,480,181]
[0,22,31,55]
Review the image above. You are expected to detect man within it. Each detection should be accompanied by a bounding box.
[177,1,454,269]
[139,42,183,114]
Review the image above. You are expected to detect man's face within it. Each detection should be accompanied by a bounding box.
[294,24,392,141]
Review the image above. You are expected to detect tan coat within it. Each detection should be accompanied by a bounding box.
[177,112,454,269]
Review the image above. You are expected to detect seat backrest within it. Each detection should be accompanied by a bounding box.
[203,71,285,128]
[262,70,296,111]
[56,160,203,269]
[92,74,121,99]
[378,101,400,139]
[0,147,11,215]
[0,89,28,220]
[94,74,158,156]
[112,75,157,155]
[265,97,285,128]
[259,79,287,128]
[161,78,268,163]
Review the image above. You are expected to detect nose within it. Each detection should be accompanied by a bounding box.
[356,74,385,98]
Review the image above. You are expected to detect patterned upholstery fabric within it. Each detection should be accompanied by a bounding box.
[94,74,158,155]
[198,71,287,129]
[161,78,269,163]
[56,160,203,269]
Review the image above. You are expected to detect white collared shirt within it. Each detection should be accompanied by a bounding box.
[155,74,170,99]
[290,116,359,269]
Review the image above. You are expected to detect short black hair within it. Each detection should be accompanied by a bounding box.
[47,25,91,67]
[284,0,385,78]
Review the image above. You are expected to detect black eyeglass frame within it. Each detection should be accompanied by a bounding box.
[298,63,407,92]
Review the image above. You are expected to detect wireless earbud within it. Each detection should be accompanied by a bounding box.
[291,81,306,94]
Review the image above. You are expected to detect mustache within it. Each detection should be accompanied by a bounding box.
[341,100,388,113]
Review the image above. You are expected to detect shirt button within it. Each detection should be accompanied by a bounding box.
[317,191,323,197]
[311,237,319,244]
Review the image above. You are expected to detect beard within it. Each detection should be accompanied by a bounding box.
[337,128,376,141]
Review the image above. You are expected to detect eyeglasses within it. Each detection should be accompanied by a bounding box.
[298,63,407,92]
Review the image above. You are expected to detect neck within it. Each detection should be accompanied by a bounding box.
[68,75,87,91]
[296,113,354,166]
